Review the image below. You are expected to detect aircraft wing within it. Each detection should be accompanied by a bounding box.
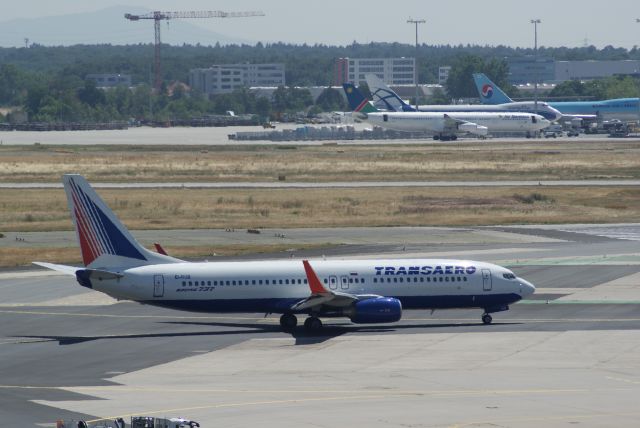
[443,114,488,136]
[291,260,380,311]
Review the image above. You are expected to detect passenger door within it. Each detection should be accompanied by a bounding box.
[481,269,492,291]
[153,274,164,297]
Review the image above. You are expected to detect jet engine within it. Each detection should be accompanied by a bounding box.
[348,297,402,324]
[458,122,489,136]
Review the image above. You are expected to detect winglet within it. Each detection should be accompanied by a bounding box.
[154,243,168,255]
[302,260,329,294]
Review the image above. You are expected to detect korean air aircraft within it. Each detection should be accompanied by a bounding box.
[473,73,640,122]
[366,74,562,122]
[34,175,535,331]
[344,83,550,140]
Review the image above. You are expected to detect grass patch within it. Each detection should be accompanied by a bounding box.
[513,192,554,204]
[1,186,639,232]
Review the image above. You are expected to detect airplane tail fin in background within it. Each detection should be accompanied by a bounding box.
[63,174,182,268]
[472,73,513,105]
[365,74,416,112]
[342,83,378,114]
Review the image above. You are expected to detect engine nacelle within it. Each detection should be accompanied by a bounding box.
[459,122,489,136]
[349,297,402,324]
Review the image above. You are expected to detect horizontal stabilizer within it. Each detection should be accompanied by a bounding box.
[33,262,80,276]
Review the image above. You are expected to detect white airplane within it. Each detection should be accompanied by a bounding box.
[344,83,551,141]
[366,73,563,122]
[35,175,536,331]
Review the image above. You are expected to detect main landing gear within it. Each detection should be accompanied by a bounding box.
[481,313,493,325]
[304,316,323,331]
[280,313,297,330]
[279,313,323,332]
[433,134,458,141]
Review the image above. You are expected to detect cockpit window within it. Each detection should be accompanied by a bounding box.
[503,273,516,280]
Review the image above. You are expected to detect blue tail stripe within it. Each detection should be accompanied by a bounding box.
[72,179,113,255]
[70,178,146,261]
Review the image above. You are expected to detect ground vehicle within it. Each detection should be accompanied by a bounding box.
[543,124,563,138]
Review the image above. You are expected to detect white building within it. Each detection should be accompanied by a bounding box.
[438,66,451,85]
[190,63,285,95]
[334,58,416,86]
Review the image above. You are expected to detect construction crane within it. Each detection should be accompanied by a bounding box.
[125,10,265,91]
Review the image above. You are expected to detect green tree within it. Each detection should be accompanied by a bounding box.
[446,55,512,99]
[315,87,346,111]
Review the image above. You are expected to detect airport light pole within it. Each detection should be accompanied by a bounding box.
[636,19,640,127]
[407,18,425,110]
[531,19,542,117]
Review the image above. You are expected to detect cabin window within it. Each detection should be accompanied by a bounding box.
[303,279,308,284]
[182,281,186,286]
[323,278,328,284]
[285,279,289,285]
[207,281,211,286]
[259,280,263,285]
[213,281,218,286]
[297,279,302,284]
[279,279,283,285]
[399,278,403,283]
[463,277,467,282]
[252,280,256,285]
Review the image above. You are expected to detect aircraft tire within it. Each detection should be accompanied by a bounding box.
[482,313,493,325]
[304,316,323,331]
[280,313,297,330]
[451,135,458,141]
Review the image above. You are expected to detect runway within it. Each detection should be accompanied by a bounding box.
[1,224,639,427]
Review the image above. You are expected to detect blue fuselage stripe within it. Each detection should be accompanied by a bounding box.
[138,294,522,314]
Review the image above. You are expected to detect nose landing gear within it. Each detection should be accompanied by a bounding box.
[481,313,493,325]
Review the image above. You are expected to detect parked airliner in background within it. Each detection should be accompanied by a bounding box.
[34,175,535,331]
[366,74,562,122]
[473,73,640,122]
[343,83,550,140]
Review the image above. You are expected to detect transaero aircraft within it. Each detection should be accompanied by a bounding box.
[34,175,536,331]
[343,83,550,141]
[365,74,562,122]
[473,73,640,122]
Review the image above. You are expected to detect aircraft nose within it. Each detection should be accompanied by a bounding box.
[518,277,536,297]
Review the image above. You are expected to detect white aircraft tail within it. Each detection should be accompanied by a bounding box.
[62,174,182,269]
[366,73,416,112]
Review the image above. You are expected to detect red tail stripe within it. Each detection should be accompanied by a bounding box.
[71,187,101,265]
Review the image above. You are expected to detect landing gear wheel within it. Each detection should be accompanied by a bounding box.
[482,313,493,325]
[280,313,297,330]
[451,135,458,141]
[304,316,323,331]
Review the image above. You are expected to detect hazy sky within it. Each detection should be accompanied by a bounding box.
[3,0,640,48]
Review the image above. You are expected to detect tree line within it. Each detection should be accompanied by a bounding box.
[1,42,639,123]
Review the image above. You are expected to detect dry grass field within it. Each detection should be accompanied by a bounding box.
[2,186,638,232]
[2,140,639,267]
[1,140,640,183]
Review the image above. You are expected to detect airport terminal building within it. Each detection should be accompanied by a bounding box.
[334,57,416,86]
[507,57,640,84]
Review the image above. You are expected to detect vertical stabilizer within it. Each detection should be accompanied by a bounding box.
[472,73,513,105]
[365,74,416,112]
[342,83,378,114]
[63,174,181,268]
